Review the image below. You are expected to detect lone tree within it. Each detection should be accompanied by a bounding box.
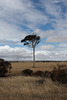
[21,34,40,68]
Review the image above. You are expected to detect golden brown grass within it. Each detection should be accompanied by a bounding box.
[0,76,67,100]
[0,61,67,100]
[11,61,67,75]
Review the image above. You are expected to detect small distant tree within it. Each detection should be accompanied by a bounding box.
[21,34,40,68]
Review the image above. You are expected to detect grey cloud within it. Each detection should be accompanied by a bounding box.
[0,20,27,41]
[0,0,48,44]
[36,48,67,61]
[34,29,54,38]
[0,40,19,45]
[0,45,32,61]
[0,0,48,28]
[58,43,67,47]
[39,45,54,50]
[40,0,62,18]
[0,45,67,61]
[33,1,67,43]
[46,33,67,43]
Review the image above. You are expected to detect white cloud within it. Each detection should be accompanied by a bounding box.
[34,29,54,38]
[0,0,48,44]
[41,0,62,18]
[0,45,32,61]
[0,0,67,44]
[58,43,67,47]
[0,45,67,61]
[0,0,48,28]
[0,20,27,42]
[46,33,67,43]
[46,19,67,43]
[39,0,67,43]
[35,48,67,61]
[62,0,67,6]
[39,45,54,50]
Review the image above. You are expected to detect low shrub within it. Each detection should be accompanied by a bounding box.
[45,71,51,78]
[36,79,45,84]
[0,58,12,77]
[34,70,45,77]
[51,67,67,84]
[57,64,67,70]
[21,69,33,76]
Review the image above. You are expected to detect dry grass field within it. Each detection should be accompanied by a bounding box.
[11,61,67,75]
[0,76,67,100]
[0,61,67,100]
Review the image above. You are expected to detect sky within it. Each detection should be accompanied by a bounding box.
[0,0,67,61]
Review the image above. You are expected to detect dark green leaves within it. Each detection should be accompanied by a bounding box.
[21,34,40,48]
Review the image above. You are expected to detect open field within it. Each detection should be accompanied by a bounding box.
[0,61,67,100]
[11,61,67,75]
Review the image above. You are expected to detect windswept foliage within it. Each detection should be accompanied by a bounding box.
[51,64,67,84]
[21,35,40,47]
[0,58,12,77]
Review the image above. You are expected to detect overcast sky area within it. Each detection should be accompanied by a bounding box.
[0,0,67,61]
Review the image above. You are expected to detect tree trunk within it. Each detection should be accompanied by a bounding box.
[33,46,35,68]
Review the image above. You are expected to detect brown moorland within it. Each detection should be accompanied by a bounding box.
[11,61,67,75]
[0,61,67,100]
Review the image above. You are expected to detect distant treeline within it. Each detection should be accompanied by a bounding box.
[10,61,67,63]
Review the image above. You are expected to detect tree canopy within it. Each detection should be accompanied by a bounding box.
[21,35,40,48]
